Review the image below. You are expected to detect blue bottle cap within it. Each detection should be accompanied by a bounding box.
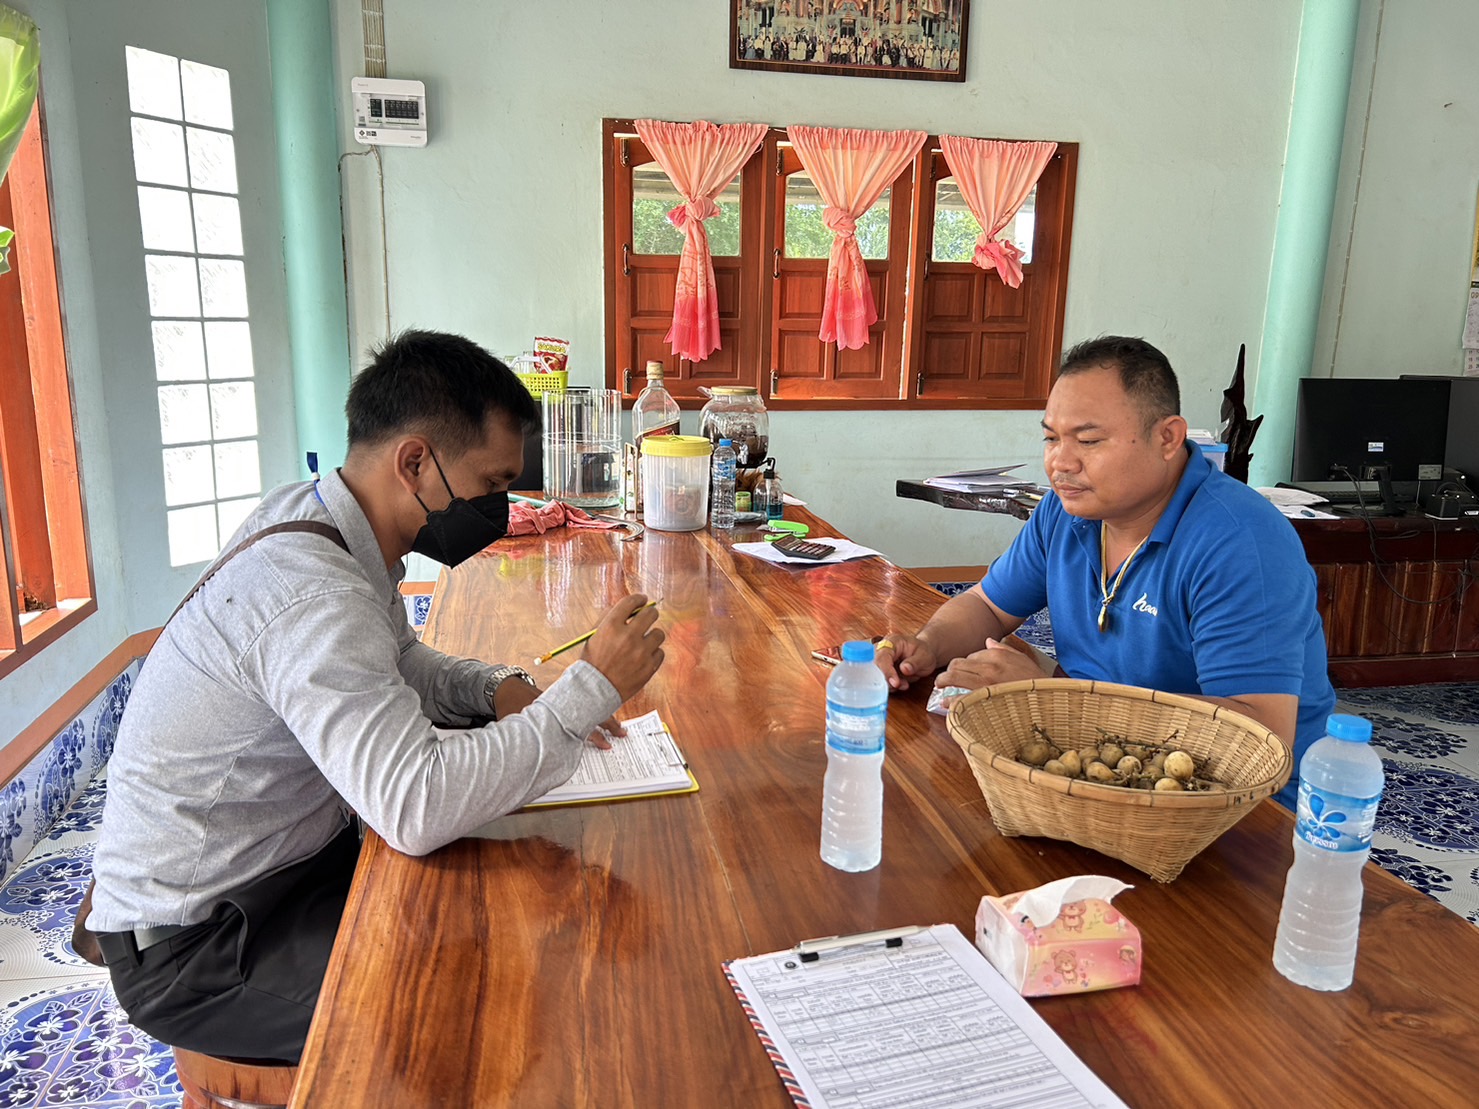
[719,439,732,446]
[841,640,876,663]
[1325,713,1373,743]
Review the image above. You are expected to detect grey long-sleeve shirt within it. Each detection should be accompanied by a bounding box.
[88,469,619,933]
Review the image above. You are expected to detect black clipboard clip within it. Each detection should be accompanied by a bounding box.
[793,925,924,963]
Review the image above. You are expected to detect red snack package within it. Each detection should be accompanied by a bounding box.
[533,336,570,373]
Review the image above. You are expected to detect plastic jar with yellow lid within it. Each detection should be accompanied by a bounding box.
[641,435,713,531]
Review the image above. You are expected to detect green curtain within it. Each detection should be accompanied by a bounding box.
[0,5,40,274]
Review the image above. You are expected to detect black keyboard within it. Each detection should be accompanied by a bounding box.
[1278,480,1420,507]
[1321,488,1383,506]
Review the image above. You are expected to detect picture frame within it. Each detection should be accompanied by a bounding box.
[729,0,969,83]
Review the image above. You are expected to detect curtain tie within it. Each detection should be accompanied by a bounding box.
[823,206,857,237]
[667,197,721,229]
[974,236,1025,285]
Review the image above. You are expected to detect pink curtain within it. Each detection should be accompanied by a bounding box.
[939,136,1057,289]
[785,125,926,350]
[634,119,766,362]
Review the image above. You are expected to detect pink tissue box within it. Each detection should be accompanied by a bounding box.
[975,893,1142,997]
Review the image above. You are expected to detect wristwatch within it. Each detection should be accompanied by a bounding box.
[483,664,537,717]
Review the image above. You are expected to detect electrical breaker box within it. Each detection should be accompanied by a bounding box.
[350,76,427,147]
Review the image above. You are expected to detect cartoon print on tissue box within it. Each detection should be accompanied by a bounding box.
[975,875,1141,997]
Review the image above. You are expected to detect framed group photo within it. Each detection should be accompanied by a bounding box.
[729,0,969,83]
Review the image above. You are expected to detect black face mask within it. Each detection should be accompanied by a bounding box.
[410,449,510,567]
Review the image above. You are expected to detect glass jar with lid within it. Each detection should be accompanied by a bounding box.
[698,386,769,469]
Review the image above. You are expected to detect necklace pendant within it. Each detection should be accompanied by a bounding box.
[1098,604,1109,633]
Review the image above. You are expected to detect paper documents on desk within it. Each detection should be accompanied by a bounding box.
[1258,486,1329,507]
[733,539,884,566]
[524,710,696,807]
[725,923,1127,1109]
[924,464,1031,494]
[1257,487,1340,519]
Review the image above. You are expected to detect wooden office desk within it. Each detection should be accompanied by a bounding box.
[293,508,1479,1108]
[1293,513,1479,686]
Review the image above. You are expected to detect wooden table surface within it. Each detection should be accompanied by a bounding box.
[292,507,1479,1108]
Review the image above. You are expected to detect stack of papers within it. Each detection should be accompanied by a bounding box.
[924,465,1034,494]
[1257,487,1340,520]
[524,711,696,806]
[726,924,1127,1109]
[733,538,884,566]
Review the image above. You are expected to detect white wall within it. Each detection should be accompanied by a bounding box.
[1313,0,1479,381]
[332,0,1302,567]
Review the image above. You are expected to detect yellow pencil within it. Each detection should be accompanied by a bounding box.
[532,599,661,666]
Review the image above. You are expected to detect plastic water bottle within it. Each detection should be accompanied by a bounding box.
[1273,713,1385,991]
[711,439,737,529]
[821,640,887,872]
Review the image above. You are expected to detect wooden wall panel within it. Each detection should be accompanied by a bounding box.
[982,279,1027,321]
[979,334,1028,389]
[631,267,677,316]
[919,332,971,386]
[713,264,741,317]
[777,330,823,380]
[777,269,825,318]
[835,340,884,382]
[925,271,973,321]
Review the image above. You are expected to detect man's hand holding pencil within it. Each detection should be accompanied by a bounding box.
[581,593,665,698]
[556,594,666,747]
[500,595,666,749]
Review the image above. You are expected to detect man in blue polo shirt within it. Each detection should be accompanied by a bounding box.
[878,336,1334,807]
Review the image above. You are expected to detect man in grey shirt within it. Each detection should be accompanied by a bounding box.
[86,330,665,1062]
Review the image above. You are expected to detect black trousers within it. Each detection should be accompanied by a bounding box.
[100,823,360,1064]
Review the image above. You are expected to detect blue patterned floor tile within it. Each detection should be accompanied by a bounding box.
[1014,609,1057,659]
[1335,683,1479,727]
[1374,760,1479,852]
[0,842,98,981]
[929,580,976,599]
[0,980,180,1106]
[43,776,106,848]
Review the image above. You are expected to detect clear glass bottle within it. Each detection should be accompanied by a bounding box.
[698,386,769,469]
[631,361,680,511]
[756,459,783,522]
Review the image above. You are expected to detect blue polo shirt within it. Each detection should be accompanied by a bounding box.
[981,443,1334,808]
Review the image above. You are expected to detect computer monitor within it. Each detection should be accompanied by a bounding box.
[1401,374,1479,488]
[1291,377,1450,488]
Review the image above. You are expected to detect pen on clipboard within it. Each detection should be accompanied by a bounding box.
[794,925,924,962]
[532,598,661,666]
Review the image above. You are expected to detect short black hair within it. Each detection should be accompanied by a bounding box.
[1058,336,1181,428]
[346,330,539,457]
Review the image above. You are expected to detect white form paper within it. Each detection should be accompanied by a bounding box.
[524,710,695,806]
[733,539,884,567]
[725,924,1127,1109]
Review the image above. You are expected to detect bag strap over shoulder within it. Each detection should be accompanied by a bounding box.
[168,520,349,625]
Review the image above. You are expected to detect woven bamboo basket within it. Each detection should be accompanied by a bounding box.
[947,678,1293,882]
